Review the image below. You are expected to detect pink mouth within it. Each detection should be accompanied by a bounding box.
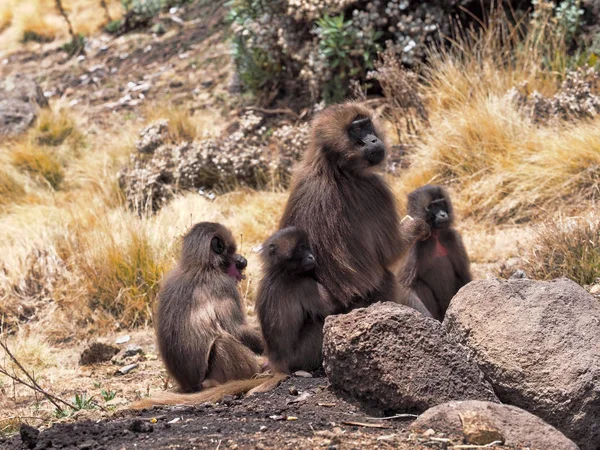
[227,263,244,282]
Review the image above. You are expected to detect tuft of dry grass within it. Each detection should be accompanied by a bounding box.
[12,143,64,190]
[518,213,600,286]
[0,170,26,209]
[398,9,600,223]
[142,102,223,143]
[34,106,82,148]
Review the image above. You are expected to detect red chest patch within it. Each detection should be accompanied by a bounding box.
[430,230,448,257]
[435,238,449,257]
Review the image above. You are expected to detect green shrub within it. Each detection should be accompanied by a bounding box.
[315,14,380,102]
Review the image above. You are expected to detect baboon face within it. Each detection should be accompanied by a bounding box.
[311,103,387,172]
[264,227,316,275]
[181,222,246,281]
[426,198,452,229]
[347,115,386,167]
[408,186,455,230]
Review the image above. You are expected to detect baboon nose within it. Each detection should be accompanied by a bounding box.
[235,256,247,270]
[307,254,315,262]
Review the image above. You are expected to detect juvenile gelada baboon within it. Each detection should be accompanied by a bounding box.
[133,222,267,410]
[279,102,431,315]
[399,185,472,321]
[256,227,334,373]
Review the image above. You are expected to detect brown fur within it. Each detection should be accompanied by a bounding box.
[279,102,430,314]
[255,227,334,374]
[130,373,289,410]
[155,222,264,394]
[399,185,472,320]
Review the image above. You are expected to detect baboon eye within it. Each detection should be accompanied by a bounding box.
[268,243,277,256]
[211,236,225,254]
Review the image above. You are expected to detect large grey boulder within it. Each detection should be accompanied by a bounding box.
[412,400,579,450]
[322,302,498,413]
[444,278,600,450]
[0,76,48,137]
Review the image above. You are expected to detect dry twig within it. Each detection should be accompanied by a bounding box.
[0,339,72,413]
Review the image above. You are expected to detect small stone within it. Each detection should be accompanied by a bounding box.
[509,269,528,279]
[293,370,312,378]
[128,419,153,433]
[259,426,267,432]
[123,345,143,358]
[590,284,600,295]
[423,428,435,437]
[288,386,299,396]
[115,363,138,375]
[115,335,130,344]
[78,440,96,449]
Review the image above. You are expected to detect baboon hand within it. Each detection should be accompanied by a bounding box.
[402,215,430,241]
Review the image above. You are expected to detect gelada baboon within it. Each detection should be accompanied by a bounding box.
[150,223,264,392]
[399,185,472,321]
[279,102,431,315]
[256,227,334,373]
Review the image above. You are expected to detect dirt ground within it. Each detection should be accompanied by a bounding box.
[1,371,535,450]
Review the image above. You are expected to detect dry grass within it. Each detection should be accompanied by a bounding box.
[0,0,123,52]
[0,170,26,209]
[33,105,83,149]
[398,9,600,224]
[12,144,64,190]
[143,102,224,143]
[518,213,600,285]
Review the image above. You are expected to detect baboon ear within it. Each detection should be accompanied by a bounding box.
[268,243,277,256]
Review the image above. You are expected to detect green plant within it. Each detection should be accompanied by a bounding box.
[73,392,97,410]
[101,389,117,401]
[228,0,283,97]
[122,0,162,26]
[104,19,122,34]
[61,33,85,56]
[315,14,381,102]
[22,31,53,43]
[555,0,584,41]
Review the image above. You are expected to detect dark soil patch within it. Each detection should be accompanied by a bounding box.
[1,375,438,449]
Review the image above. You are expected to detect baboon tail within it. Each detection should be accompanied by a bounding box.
[129,373,289,410]
[206,334,262,383]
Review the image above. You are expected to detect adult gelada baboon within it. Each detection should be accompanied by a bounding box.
[256,227,334,373]
[399,185,472,320]
[279,102,431,315]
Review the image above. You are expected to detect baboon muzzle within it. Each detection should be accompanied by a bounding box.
[235,255,247,270]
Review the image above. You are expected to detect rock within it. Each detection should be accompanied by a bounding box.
[79,342,120,365]
[444,278,600,450]
[293,370,312,378]
[19,424,39,449]
[115,335,131,344]
[123,345,144,358]
[128,419,153,433]
[509,269,527,279]
[0,76,48,137]
[322,302,498,413]
[115,363,139,375]
[412,400,579,450]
